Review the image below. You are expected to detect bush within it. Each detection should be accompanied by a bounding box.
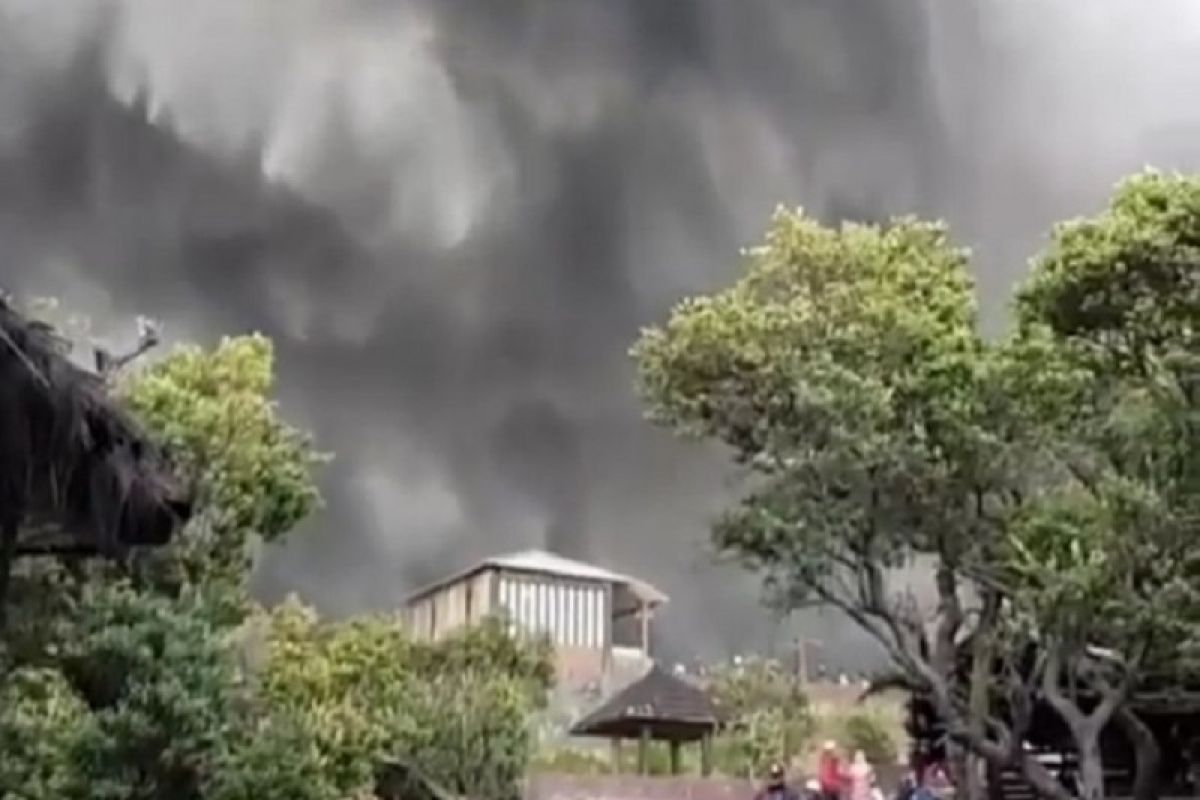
[842,712,897,766]
[708,657,814,777]
[259,602,552,799]
[0,667,91,798]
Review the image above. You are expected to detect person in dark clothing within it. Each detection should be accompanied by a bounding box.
[893,774,916,800]
[755,763,800,800]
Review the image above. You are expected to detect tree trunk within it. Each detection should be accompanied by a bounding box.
[963,615,996,800]
[963,753,988,800]
[985,759,1004,800]
[1075,733,1106,800]
[975,738,1074,800]
[946,741,969,797]
[1113,707,1160,800]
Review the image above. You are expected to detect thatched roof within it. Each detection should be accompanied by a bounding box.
[0,294,191,554]
[571,662,723,742]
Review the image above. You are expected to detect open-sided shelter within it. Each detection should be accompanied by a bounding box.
[571,661,723,775]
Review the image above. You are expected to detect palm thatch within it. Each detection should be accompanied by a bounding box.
[0,293,192,556]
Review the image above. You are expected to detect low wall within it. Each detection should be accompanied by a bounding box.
[526,775,755,800]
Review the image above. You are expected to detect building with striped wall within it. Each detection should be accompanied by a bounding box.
[402,549,667,688]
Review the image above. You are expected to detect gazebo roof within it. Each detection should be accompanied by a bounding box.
[571,662,723,742]
[0,294,191,553]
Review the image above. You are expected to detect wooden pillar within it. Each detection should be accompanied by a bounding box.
[669,740,682,775]
[610,738,621,773]
[700,731,713,777]
[638,726,651,775]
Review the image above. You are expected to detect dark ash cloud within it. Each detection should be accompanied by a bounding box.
[3,0,1200,663]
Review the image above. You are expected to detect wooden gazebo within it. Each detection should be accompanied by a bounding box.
[571,662,723,776]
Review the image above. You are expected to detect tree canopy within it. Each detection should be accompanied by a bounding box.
[632,173,1200,800]
[119,334,326,598]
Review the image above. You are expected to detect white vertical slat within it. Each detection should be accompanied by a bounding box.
[598,587,608,647]
[581,588,592,648]
[566,587,578,646]
[559,584,569,645]
[593,587,604,648]
[576,586,587,647]
[549,583,557,637]
[533,582,543,634]
[498,579,509,625]
[590,587,604,652]
[539,582,549,634]
[559,585,568,647]
[525,581,537,632]
[589,587,599,648]
[509,579,520,636]
[518,581,531,631]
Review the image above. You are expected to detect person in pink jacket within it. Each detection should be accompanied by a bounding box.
[846,750,875,800]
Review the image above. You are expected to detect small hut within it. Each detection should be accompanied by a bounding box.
[571,662,723,776]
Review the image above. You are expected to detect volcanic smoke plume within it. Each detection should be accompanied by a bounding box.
[3,0,1200,663]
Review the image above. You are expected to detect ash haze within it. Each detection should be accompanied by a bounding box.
[3,0,1200,667]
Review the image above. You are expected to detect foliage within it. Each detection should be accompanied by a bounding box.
[1,320,550,799]
[630,174,1200,799]
[409,614,556,702]
[260,602,552,799]
[986,173,1200,800]
[205,713,339,800]
[1006,172,1200,672]
[120,335,327,594]
[631,208,1021,741]
[631,209,1010,625]
[630,194,1200,800]
[841,712,897,766]
[0,582,333,800]
[0,667,92,798]
[707,657,814,776]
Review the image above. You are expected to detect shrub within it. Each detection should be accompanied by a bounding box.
[842,712,897,765]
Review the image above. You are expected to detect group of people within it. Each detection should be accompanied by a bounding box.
[755,741,934,800]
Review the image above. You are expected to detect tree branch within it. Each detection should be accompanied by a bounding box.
[1041,644,1089,734]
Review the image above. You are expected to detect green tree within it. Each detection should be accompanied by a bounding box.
[633,178,1200,800]
[631,209,1072,799]
[995,171,1200,800]
[119,334,326,600]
